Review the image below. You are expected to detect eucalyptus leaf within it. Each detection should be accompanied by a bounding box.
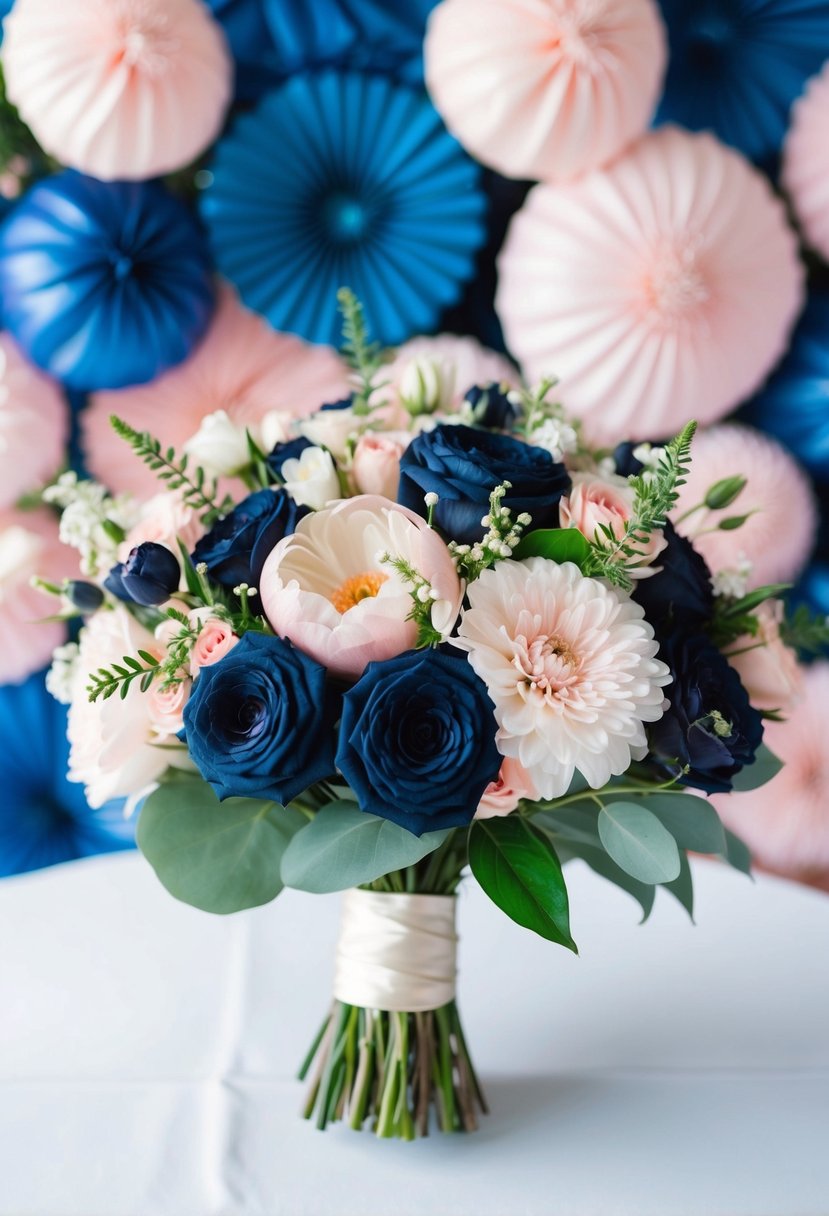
[662,851,694,922]
[597,802,681,884]
[533,801,602,848]
[280,801,450,894]
[640,793,727,855]
[137,775,306,914]
[557,840,655,922]
[723,828,753,877]
[468,817,576,951]
[513,527,591,568]
[729,744,784,792]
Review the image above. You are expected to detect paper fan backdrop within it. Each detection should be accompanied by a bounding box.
[424,0,667,182]
[784,62,829,262]
[0,671,134,878]
[82,286,350,499]
[1,0,232,180]
[496,127,804,443]
[743,295,829,478]
[0,336,68,509]
[655,0,829,165]
[199,69,486,347]
[0,506,76,685]
[0,171,215,391]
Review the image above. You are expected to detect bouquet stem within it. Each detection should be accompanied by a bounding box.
[299,999,487,1138]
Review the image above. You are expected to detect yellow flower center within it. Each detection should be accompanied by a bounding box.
[330,571,388,614]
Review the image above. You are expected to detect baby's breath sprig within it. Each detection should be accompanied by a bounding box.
[336,287,389,415]
[378,552,444,648]
[514,377,581,460]
[109,415,232,522]
[583,420,697,591]
[447,483,532,583]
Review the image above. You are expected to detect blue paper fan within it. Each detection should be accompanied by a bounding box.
[655,0,829,164]
[200,70,486,347]
[0,0,12,41]
[0,670,135,878]
[742,295,829,478]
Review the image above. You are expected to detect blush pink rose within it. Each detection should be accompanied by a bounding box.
[147,678,191,738]
[559,471,666,577]
[190,617,239,675]
[476,757,539,820]
[351,433,409,499]
[728,603,803,715]
[121,492,205,590]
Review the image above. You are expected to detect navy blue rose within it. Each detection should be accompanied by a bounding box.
[191,488,308,589]
[182,631,336,805]
[336,649,502,836]
[266,436,314,479]
[634,520,714,629]
[648,633,763,795]
[397,424,570,545]
[463,382,517,430]
[105,542,180,606]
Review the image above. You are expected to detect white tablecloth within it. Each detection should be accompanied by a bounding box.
[1,852,827,1216]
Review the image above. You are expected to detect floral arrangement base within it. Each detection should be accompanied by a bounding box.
[300,999,486,1139]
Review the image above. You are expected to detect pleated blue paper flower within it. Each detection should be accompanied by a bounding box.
[200,70,486,347]
[0,170,215,391]
[743,295,829,478]
[204,0,284,100]
[0,0,12,42]
[0,670,135,878]
[655,0,829,164]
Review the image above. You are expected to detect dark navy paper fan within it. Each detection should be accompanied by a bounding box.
[742,295,829,478]
[0,670,135,878]
[655,0,829,165]
[204,0,284,101]
[200,70,486,347]
[0,170,215,391]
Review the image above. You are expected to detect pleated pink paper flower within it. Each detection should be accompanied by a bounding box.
[0,507,77,685]
[425,0,666,182]
[784,62,829,263]
[2,0,232,180]
[0,335,68,509]
[713,664,829,894]
[673,424,817,588]
[83,286,350,498]
[496,128,804,444]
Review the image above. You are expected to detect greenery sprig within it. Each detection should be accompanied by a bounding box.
[109,416,231,522]
[583,420,697,591]
[781,603,829,657]
[87,650,160,703]
[337,287,388,414]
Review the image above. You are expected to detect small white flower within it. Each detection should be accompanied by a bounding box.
[299,406,363,460]
[45,641,80,705]
[529,417,579,461]
[632,442,667,470]
[712,554,753,600]
[424,492,440,508]
[45,473,138,576]
[281,445,341,511]
[258,409,294,452]
[184,409,251,477]
[399,355,456,416]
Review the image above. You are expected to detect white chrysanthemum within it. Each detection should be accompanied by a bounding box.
[453,558,670,799]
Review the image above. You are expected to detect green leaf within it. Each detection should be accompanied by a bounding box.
[177,538,203,598]
[280,801,450,894]
[704,476,746,511]
[597,802,681,884]
[720,585,791,618]
[468,817,576,951]
[723,828,753,877]
[513,527,591,568]
[137,775,305,914]
[533,801,602,848]
[557,840,655,922]
[729,744,784,792]
[718,513,752,531]
[637,793,727,855]
[661,850,694,922]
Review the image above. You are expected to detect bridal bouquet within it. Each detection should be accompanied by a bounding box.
[41,293,808,1139]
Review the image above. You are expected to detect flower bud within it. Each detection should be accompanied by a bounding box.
[105,542,181,607]
[399,355,455,416]
[65,580,105,613]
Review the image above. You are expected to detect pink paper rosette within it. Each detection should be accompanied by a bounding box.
[1,0,232,181]
[496,127,804,444]
[425,0,667,182]
[0,506,76,685]
[83,287,350,498]
[0,335,67,509]
[783,62,829,263]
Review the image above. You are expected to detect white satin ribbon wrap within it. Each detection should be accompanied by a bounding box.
[333,890,458,1013]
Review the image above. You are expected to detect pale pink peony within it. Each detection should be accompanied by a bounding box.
[783,62,829,263]
[454,557,670,799]
[497,128,803,443]
[728,603,803,716]
[2,0,232,180]
[381,334,518,428]
[425,0,667,182]
[260,496,463,680]
[190,616,238,675]
[0,506,78,684]
[67,605,172,807]
[476,757,539,820]
[83,286,349,498]
[0,335,68,509]
[713,663,829,893]
[559,471,666,578]
[351,433,409,499]
[673,424,817,588]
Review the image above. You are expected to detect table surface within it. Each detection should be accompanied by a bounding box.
[1,851,827,1216]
